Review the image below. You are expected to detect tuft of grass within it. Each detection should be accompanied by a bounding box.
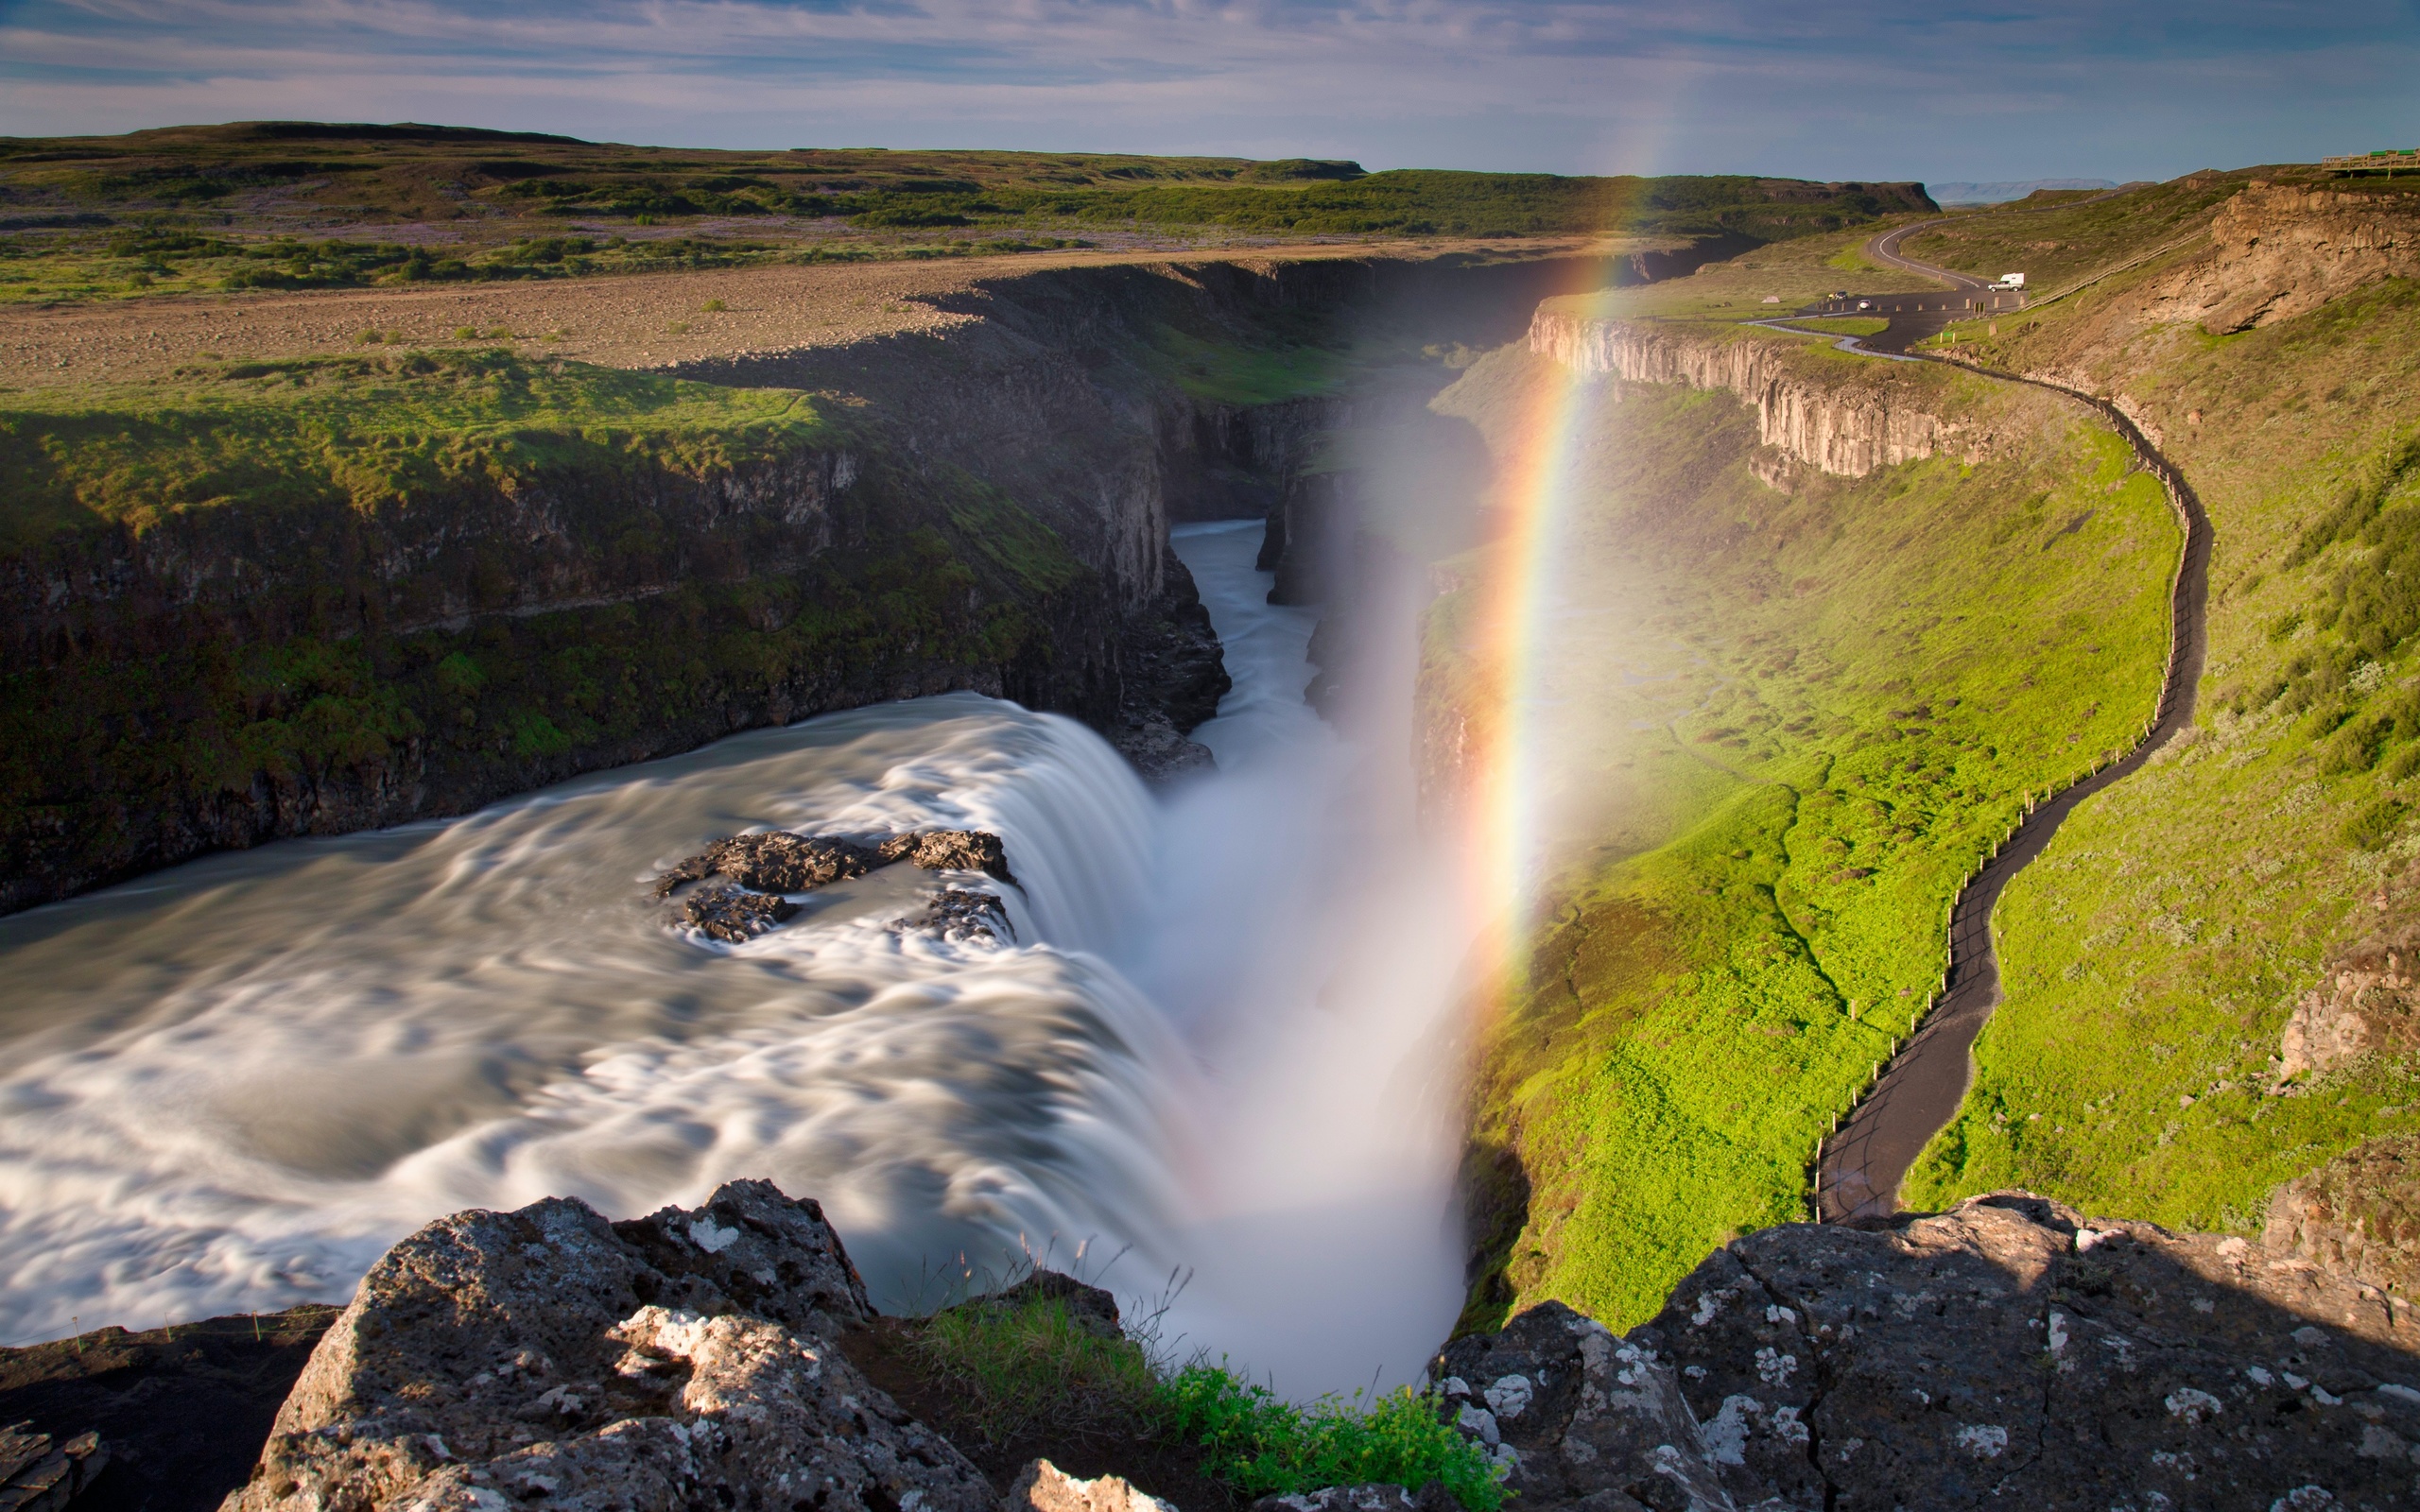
[908,1290,1164,1450]
[899,1274,1502,1511]
[1161,1366,1506,1512]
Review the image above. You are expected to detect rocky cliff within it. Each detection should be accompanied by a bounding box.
[2151,180,2420,335]
[0,251,1598,915]
[207,1181,2420,1512]
[1524,312,1998,479]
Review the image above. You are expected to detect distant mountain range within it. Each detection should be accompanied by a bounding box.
[1926,177,2119,205]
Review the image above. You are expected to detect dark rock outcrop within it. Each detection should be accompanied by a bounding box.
[1441,1191,2420,1510]
[656,827,1008,895]
[655,830,1015,943]
[894,888,1015,944]
[653,834,888,898]
[222,1180,992,1512]
[0,1306,338,1512]
[2267,1134,2420,1302]
[680,885,802,943]
[1114,548,1229,781]
[0,1421,109,1512]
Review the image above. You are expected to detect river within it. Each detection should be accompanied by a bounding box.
[0,518,1471,1397]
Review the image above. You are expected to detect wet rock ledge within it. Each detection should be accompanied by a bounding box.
[653,829,1015,943]
[110,1186,2420,1512]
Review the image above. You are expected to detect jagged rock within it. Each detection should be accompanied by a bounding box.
[1443,1192,2420,1511]
[2150,181,2420,335]
[653,828,1014,900]
[682,884,800,943]
[654,829,1017,940]
[893,888,1014,944]
[221,1180,990,1512]
[874,830,1016,884]
[1009,1458,1175,1512]
[1434,1301,1734,1512]
[1112,714,1215,783]
[1115,546,1226,782]
[652,833,886,897]
[2276,939,2420,1085]
[1529,313,1997,479]
[0,1422,109,1512]
[2267,1134,2420,1299]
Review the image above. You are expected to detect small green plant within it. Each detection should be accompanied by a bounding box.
[702,298,727,312]
[1160,1366,1506,1512]
[666,320,691,335]
[907,1285,1163,1449]
[455,326,477,339]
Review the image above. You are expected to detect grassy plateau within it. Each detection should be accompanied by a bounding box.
[0,122,1930,302]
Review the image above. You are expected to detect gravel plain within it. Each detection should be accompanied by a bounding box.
[0,237,1596,390]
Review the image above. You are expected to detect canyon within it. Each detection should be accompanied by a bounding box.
[7,156,2420,1511]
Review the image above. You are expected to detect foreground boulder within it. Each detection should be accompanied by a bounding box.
[223,1180,992,1512]
[1440,1191,2420,1511]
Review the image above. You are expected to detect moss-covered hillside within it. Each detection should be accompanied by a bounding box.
[1887,178,2420,1233]
[1439,166,2420,1332]
[1428,330,2179,1331]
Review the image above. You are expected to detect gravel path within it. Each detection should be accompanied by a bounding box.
[1809,292,2214,1221]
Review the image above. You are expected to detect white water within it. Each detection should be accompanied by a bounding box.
[0,519,1471,1395]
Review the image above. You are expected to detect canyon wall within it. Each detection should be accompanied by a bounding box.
[1526,308,1999,478]
[2153,180,2420,335]
[0,251,1596,915]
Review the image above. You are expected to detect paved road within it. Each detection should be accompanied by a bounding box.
[1793,224,2026,350]
[1803,236,2215,1222]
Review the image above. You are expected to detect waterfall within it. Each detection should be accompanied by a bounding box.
[0,522,1472,1397]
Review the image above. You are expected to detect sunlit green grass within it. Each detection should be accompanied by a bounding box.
[1904,273,2420,1228]
[1432,336,2176,1329]
[0,350,828,550]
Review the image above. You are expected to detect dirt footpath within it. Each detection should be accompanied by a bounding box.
[0,237,1600,390]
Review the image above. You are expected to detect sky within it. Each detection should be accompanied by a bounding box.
[0,0,2414,183]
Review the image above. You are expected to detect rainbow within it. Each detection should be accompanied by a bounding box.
[1460,255,1625,1011]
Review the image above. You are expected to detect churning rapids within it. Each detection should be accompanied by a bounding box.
[0,520,1473,1396]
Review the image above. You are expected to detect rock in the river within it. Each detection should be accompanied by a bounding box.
[682,884,800,943]
[655,830,1017,940]
[893,888,1014,943]
[652,833,885,897]
[221,1180,992,1512]
[1440,1191,2420,1511]
[873,830,1017,884]
[655,829,1014,901]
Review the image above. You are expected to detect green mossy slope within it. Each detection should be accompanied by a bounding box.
[1431,338,2177,1331]
[1901,269,2420,1228]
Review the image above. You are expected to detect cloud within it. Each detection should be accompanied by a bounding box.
[3,0,2414,180]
